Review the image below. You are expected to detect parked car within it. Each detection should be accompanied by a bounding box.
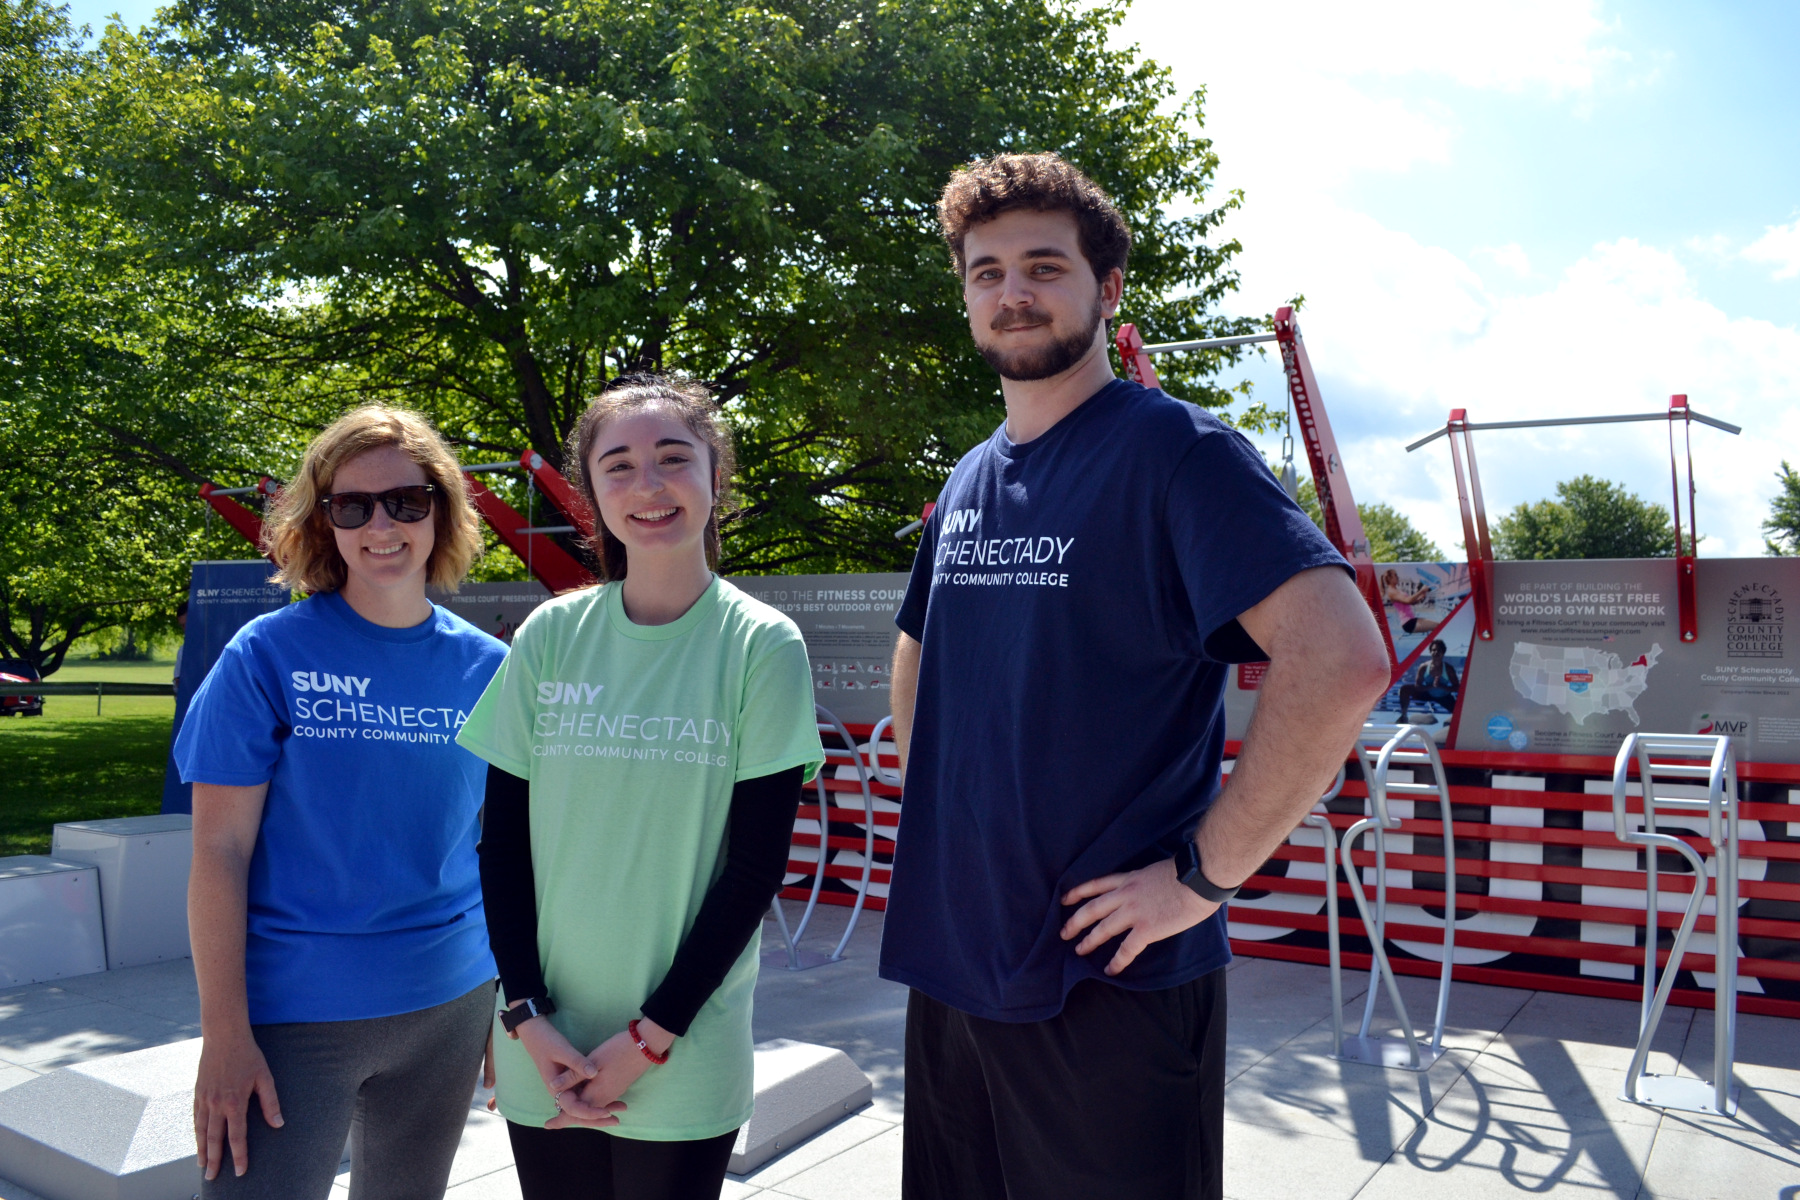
[0,658,44,716]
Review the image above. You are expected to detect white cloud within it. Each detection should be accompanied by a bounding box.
[1226,220,1800,558]
[1105,2,1795,558]
[1477,243,1534,277]
[1743,220,1800,280]
[1181,1,1627,94]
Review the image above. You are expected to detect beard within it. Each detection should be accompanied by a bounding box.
[975,296,1105,382]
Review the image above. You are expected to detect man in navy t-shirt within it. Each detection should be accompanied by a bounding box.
[885,153,1393,1200]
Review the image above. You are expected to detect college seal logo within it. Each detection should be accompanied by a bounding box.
[1726,582,1785,659]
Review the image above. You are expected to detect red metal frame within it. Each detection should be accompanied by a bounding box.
[1115,310,1400,676]
[464,456,593,593]
[1446,410,1496,641]
[1668,395,1700,642]
[519,450,597,541]
[199,480,278,564]
[1431,394,1710,645]
[197,456,599,593]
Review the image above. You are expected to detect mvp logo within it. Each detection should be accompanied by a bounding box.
[537,681,606,704]
[1694,712,1752,738]
[942,508,982,535]
[290,671,371,696]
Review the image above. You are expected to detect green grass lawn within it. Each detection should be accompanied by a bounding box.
[0,657,177,856]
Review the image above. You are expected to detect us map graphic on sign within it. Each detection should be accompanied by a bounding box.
[1508,642,1663,725]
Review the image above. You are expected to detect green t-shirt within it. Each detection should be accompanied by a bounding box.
[456,577,823,1140]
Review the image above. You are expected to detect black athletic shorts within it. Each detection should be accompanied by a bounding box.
[902,968,1227,1200]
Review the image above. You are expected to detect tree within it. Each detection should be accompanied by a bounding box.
[1492,476,1678,561]
[0,0,260,673]
[1293,480,1442,563]
[83,0,1268,574]
[1765,461,1800,556]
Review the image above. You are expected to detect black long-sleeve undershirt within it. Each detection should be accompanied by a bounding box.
[477,762,805,1037]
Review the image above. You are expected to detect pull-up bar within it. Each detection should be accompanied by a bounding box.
[1140,332,1281,355]
[1405,408,1741,452]
[1407,396,1740,644]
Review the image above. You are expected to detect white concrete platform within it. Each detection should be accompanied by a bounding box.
[0,908,1794,1199]
[0,859,106,988]
[0,1039,200,1200]
[50,818,192,972]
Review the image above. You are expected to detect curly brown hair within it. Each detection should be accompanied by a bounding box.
[265,406,483,595]
[566,374,737,582]
[937,152,1132,280]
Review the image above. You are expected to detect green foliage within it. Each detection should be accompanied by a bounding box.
[83,0,1265,573]
[1492,475,1678,561]
[0,0,262,673]
[1765,461,1800,556]
[1293,479,1443,563]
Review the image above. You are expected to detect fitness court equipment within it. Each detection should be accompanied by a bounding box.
[1328,723,1458,1070]
[770,705,879,970]
[1610,733,1741,1116]
[1407,397,1740,644]
[201,449,598,593]
[1305,764,1350,1053]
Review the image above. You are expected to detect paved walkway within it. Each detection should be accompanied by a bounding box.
[0,906,1793,1199]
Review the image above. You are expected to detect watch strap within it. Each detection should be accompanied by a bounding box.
[500,995,555,1036]
[1175,839,1239,904]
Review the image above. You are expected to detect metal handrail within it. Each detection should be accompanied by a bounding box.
[1611,733,1739,1116]
[768,705,877,969]
[1335,723,1457,1070]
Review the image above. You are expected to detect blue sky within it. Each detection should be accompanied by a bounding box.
[64,1,1800,555]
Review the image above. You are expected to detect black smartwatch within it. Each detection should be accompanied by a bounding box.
[1175,839,1239,904]
[500,995,556,1038]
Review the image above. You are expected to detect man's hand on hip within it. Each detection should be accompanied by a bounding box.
[1060,858,1215,977]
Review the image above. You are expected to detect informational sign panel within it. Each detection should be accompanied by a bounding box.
[1453,558,1799,763]
[1228,560,1477,745]
[728,573,909,726]
[1219,554,1800,1018]
[161,561,291,814]
[428,580,553,645]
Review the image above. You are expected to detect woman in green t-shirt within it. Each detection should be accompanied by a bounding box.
[457,375,824,1200]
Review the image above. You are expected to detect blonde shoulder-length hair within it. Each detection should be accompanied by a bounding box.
[265,406,483,595]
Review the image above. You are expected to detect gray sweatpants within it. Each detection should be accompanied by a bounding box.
[202,981,494,1200]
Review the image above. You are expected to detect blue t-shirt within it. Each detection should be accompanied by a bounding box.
[883,379,1347,1021]
[175,590,508,1024]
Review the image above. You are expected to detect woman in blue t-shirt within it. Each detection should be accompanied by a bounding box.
[176,407,509,1199]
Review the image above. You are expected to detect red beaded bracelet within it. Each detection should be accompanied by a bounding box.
[628,1019,670,1065]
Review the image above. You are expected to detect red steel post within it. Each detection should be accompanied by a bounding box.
[198,482,275,562]
[1445,411,1495,641]
[1114,323,1162,389]
[1273,307,1399,675]
[1669,395,1699,642]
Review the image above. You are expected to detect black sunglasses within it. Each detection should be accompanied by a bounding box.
[317,484,437,529]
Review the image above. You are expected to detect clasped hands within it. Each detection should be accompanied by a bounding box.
[510,1014,671,1129]
[1060,855,1217,976]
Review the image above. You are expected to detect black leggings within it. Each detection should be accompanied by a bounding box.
[506,1121,738,1200]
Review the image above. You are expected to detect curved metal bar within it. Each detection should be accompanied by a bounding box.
[1336,724,1458,1070]
[1611,732,1739,1113]
[768,705,844,969]
[1371,729,1458,1054]
[867,715,903,786]
[825,709,880,961]
[1341,816,1423,1070]
[1303,764,1348,1055]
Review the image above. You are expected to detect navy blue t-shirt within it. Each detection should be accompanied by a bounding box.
[175,591,507,1024]
[882,379,1346,1021]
